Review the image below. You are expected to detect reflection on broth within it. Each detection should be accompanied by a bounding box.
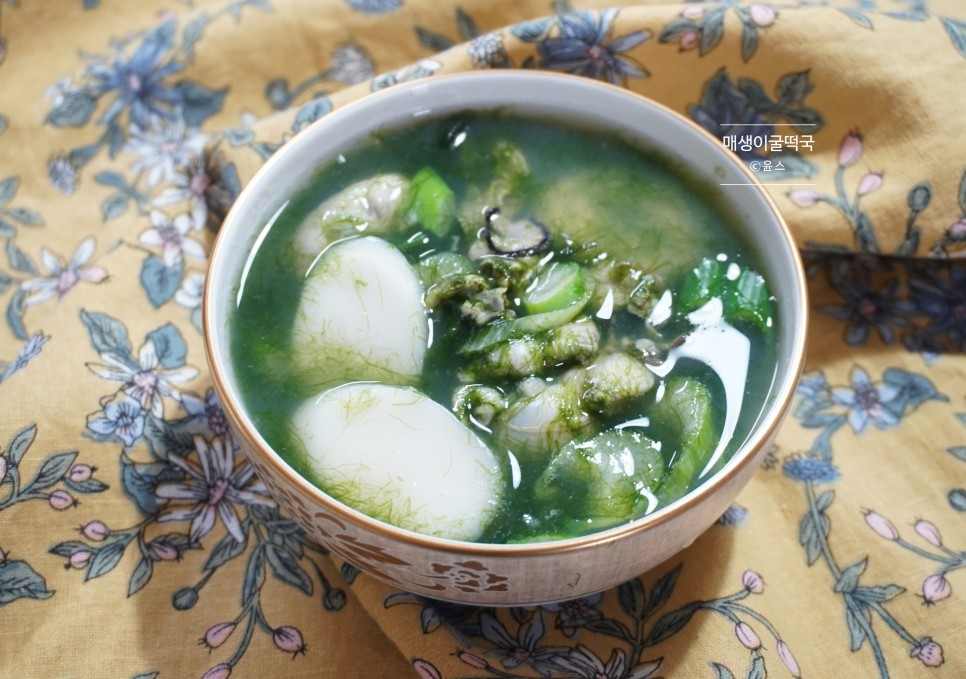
[230,112,778,544]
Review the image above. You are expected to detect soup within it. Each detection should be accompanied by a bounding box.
[230,112,777,544]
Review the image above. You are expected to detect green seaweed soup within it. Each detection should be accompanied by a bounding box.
[230,111,779,544]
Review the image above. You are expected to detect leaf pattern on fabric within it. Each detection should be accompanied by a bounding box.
[0,423,108,605]
[658,2,777,61]
[28,308,354,672]
[778,364,951,677]
[808,253,966,352]
[389,562,802,678]
[689,68,824,181]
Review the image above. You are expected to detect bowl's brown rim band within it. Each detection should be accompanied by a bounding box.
[203,69,810,558]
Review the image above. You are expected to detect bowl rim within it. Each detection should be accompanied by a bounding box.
[203,69,809,557]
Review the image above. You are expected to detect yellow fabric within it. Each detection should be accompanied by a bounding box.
[1,1,965,678]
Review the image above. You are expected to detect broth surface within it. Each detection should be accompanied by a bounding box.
[230,112,778,543]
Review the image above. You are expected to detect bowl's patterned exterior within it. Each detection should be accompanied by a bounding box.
[229,422,779,605]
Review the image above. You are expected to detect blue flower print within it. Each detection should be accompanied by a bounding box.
[182,387,231,438]
[21,238,108,307]
[543,592,604,635]
[86,337,199,419]
[782,453,840,484]
[469,32,507,69]
[154,152,240,232]
[716,503,749,527]
[87,24,183,127]
[345,0,400,14]
[822,275,913,345]
[1,332,49,384]
[370,58,442,92]
[688,71,774,161]
[796,371,829,402]
[831,367,900,434]
[478,610,566,676]
[907,265,966,351]
[553,645,661,679]
[538,9,648,85]
[329,43,375,85]
[86,394,146,447]
[47,154,79,195]
[155,435,274,545]
[792,366,943,458]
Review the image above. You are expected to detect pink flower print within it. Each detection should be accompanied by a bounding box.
[948,218,966,241]
[735,621,762,649]
[413,659,441,679]
[139,210,207,266]
[742,569,764,594]
[857,172,883,196]
[921,574,951,604]
[831,367,900,434]
[21,238,108,306]
[682,5,704,19]
[914,520,943,547]
[749,4,776,27]
[87,338,198,418]
[788,189,820,207]
[156,435,273,544]
[201,622,235,651]
[272,626,306,657]
[68,464,94,483]
[458,652,488,670]
[124,116,206,188]
[154,153,235,232]
[68,550,91,569]
[200,663,232,679]
[838,131,863,167]
[679,28,698,50]
[911,637,944,667]
[863,510,899,540]
[48,489,77,510]
[777,640,801,678]
[81,520,109,541]
[147,540,178,561]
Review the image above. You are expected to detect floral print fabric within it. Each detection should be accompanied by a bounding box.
[1,0,965,677]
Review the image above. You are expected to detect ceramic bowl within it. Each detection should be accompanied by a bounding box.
[203,71,807,605]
